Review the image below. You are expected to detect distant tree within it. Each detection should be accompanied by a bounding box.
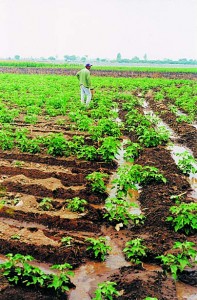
[96,58,100,62]
[64,55,77,61]
[116,53,122,62]
[143,54,147,61]
[14,55,20,60]
[178,58,188,63]
[48,56,56,61]
[131,56,140,62]
[81,56,86,62]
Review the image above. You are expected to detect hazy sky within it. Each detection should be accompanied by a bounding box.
[0,0,197,60]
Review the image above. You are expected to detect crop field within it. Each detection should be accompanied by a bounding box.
[0,70,196,299]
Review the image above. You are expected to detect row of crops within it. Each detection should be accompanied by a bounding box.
[0,72,196,299]
[1,60,197,73]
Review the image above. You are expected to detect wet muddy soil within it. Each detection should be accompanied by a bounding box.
[0,75,196,299]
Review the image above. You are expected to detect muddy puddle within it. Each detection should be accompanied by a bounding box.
[68,234,131,300]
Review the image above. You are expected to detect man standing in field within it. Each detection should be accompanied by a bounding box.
[76,63,94,106]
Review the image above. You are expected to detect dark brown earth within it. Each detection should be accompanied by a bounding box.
[0,69,196,299]
[0,66,197,80]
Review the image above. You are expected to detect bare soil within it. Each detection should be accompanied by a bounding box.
[0,70,196,299]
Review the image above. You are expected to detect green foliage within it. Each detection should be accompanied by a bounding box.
[0,253,74,293]
[85,237,112,261]
[124,142,143,162]
[24,114,38,124]
[138,126,169,147]
[166,202,197,235]
[0,128,15,150]
[61,236,73,247]
[113,164,166,197]
[11,234,21,240]
[45,133,67,156]
[176,114,193,124]
[89,118,121,141]
[86,172,109,193]
[0,107,19,123]
[97,136,121,162]
[143,298,158,300]
[38,197,53,211]
[76,145,98,161]
[156,241,197,279]
[92,281,120,300]
[123,238,147,265]
[66,197,87,212]
[104,197,144,227]
[175,151,197,175]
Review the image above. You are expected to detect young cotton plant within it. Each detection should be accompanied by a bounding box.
[113,164,167,197]
[166,202,197,235]
[66,197,88,213]
[156,241,197,280]
[0,253,74,294]
[123,238,148,265]
[86,171,109,194]
[104,197,145,227]
[92,281,120,300]
[175,151,197,175]
[85,237,112,261]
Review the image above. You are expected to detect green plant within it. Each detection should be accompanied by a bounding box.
[66,197,87,212]
[166,202,197,235]
[48,263,74,292]
[76,145,98,161]
[85,237,112,261]
[0,129,15,150]
[113,164,166,197]
[56,118,66,125]
[156,241,197,279]
[138,126,169,147]
[13,160,24,167]
[24,114,38,124]
[97,137,121,162]
[45,133,67,156]
[11,234,21,240]
[61,236,73,247]
[143,297,158,300]
[92,281,120,300]
[104,197,144,227]
[123,238,147,265]
[124,142,142,162]
[0,253,74,293]
[176,115,193,124]
[175,151,197,175]
[86,172,109,193]
[38,197,53,211]
[169,104,178,114]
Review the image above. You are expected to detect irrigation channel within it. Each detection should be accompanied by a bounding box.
[0,80,196,299]
[0,103,196,299]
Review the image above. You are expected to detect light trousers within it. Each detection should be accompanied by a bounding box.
[80,85,92,105]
